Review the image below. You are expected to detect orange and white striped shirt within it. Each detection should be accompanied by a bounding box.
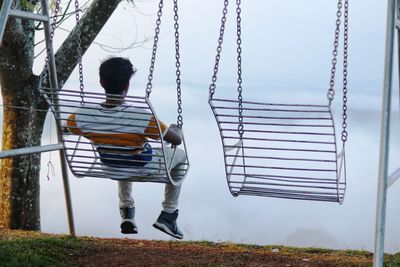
[66,104,168,150]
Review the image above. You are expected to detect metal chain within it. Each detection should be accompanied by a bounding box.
[236,0,244,137]
[173,0,183,127]
[327,0,349,143]
[39,0,61,89]
[209,0,229,99]
[341,0,349,143]
[327,0,343,103]
[146,0,164,98]
[75,0,85,105]
[50,0,60,44]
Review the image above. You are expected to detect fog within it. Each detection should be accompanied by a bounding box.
[35,86,400,253]
[1,0,400,253]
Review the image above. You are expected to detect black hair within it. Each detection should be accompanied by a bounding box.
[99,57,136,95]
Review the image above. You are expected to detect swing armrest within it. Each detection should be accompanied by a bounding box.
[337,147,345,159]
[224,140,243,152]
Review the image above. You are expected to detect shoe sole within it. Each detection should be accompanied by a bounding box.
[121,221,138,234]
[153,222,183,239]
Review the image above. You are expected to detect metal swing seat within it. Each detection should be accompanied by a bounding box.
[40,0,189,186]
[209,0,348,203]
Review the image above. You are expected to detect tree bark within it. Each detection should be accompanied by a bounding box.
[0,0,44,229]
[0,71,46,230]
[0,0,122,230]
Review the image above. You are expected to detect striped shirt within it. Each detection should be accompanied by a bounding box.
[66,104,168,150]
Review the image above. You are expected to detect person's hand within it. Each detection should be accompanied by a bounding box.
[169,124,183,136]
[164,124,183,146]
[169,123,180,129]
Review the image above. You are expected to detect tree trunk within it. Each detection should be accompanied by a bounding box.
[0,0,122,230]
[0,70,47,230]
[0,1,43,230]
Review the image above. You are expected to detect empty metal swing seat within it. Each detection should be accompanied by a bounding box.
[209,98,346,203]
[208,0,348,203]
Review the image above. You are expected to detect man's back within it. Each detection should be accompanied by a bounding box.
[67,103,167,150]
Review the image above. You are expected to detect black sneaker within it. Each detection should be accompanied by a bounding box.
[153,209,183,239]
[120,207,138,234]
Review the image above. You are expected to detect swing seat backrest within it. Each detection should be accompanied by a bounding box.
[41,88,189,186]
[209,97,346,203]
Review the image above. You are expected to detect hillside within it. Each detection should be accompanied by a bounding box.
[1,230,399,266]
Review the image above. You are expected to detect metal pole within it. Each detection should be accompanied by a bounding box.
[41,0,76,236]
[0,143,63,159]
[373,0,396,266]
[9,9,48,22]
[0,0,12,43]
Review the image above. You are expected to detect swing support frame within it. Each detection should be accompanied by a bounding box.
[0,0,75,236]
[373,0,400,265]
[0,143,64,159]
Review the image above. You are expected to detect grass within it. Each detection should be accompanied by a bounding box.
[0,233,83,267]
[386,253,400,267]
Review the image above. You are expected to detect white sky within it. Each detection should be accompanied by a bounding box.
[1,0,400,253]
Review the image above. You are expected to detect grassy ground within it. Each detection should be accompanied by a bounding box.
[0,231,82,266]
[0,230,399,266]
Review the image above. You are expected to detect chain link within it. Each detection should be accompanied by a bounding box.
[145,0,184,126]
[327,0,349,144]
[209,0,229,99]
[39,0,61,90]
[327,0,342,103]
[146,0,164,98]
[236,0,244,137]
[50,0,60,41]
[173,0,183,127]
[341,0,349,142]
[75,0,85,105]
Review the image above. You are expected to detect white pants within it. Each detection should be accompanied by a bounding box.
[118,147,187,213]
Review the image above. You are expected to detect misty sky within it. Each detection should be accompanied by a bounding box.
[1,0,400,253]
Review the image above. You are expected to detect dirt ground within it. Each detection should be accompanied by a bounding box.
[71,237,374,267]
[0,230,382,266]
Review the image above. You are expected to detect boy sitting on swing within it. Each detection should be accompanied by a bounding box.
[66,56,187,239]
